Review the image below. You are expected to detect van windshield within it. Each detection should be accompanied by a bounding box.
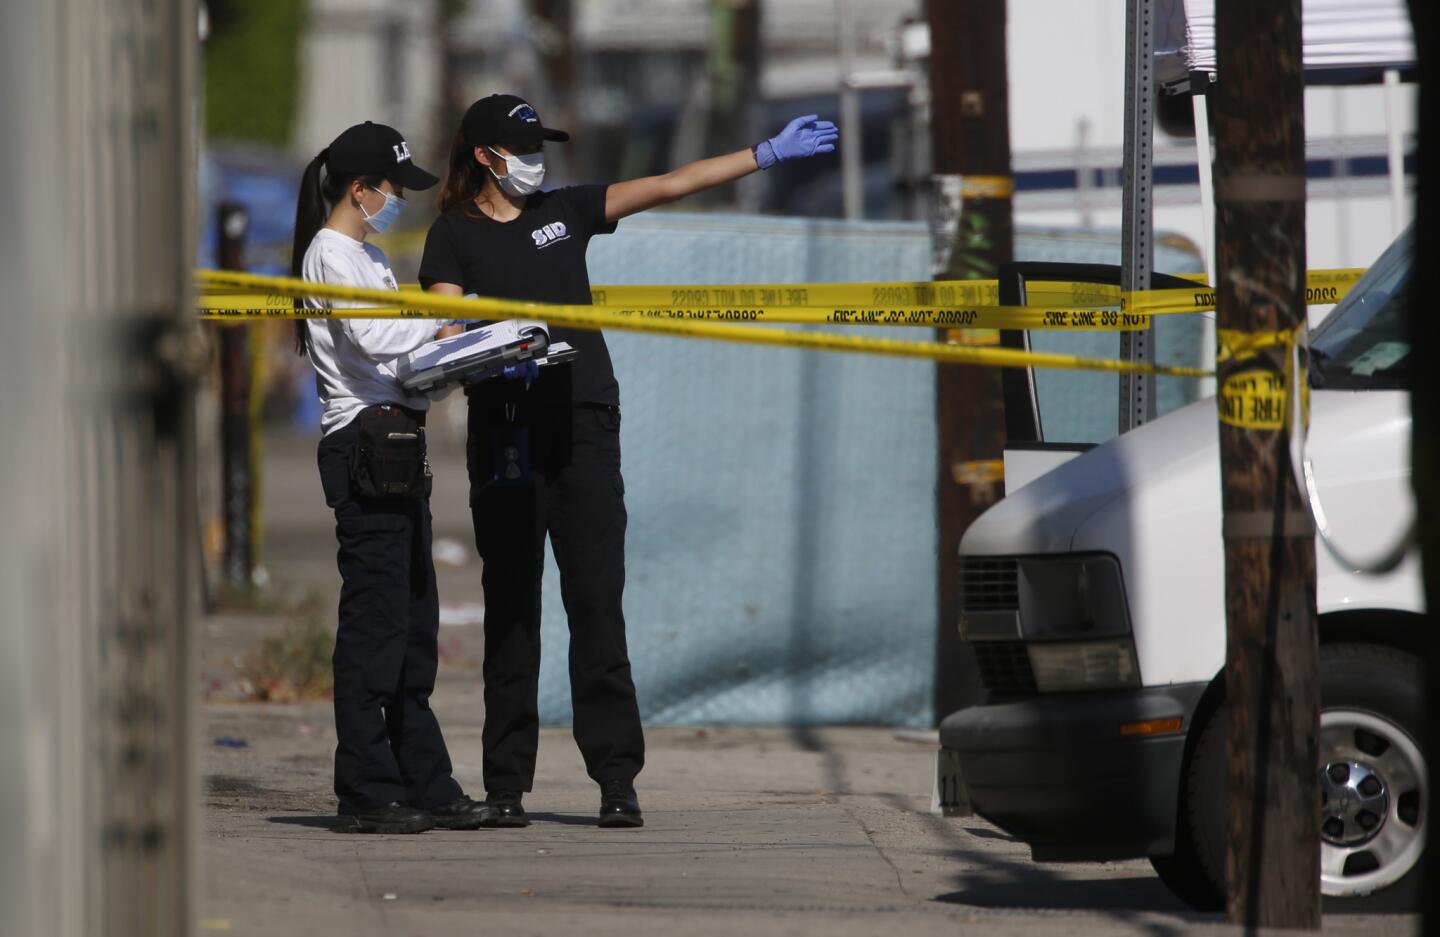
[1309,229,1411,391]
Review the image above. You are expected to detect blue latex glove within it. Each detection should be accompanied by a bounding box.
[502,359,540,387]
[754,115,839,170]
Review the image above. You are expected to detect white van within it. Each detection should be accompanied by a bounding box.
[939,231,1422,910]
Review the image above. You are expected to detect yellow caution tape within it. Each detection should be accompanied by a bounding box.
[593,280,1005,308]
[952,459,1006,486]
[1215,325,1309,430]
[194,293,1155,331]
[200,277,1123,313]
[1121,268,1363,314]
[197,268,1364,330]
[949,329,1002,347]
[960,175,1015,199]
[581,269,1362,316]
[193,269,1210,378]
[1216,327,1299,364]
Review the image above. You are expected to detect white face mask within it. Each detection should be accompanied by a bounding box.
[488,147,546,196]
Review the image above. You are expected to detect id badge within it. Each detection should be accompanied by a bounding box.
[490,419,533,486]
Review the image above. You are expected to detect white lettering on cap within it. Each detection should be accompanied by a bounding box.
[508,103,540,123]
[392,141,412,162]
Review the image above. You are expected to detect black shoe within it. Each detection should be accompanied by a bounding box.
[598,780,644,828]
[339,802,435,834]
[480,789,530,828]
[428,795,494,831]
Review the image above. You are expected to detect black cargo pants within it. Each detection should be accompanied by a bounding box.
[318,420,464,814]
[465,397,645,792]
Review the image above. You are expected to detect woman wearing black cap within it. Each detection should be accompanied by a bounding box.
[291,121,491,834]
[420,94,837,830]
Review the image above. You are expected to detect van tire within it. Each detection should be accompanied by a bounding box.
[1315,643,1425,911]
[1182,697,1229,909]
[1149,841,1223,911]
[1164,642,1424,912]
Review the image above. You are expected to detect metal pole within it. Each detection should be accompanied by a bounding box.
[217,201,255,590]
[1383,69,1407,236]
[1213,0,1319,926]
[1333,88,1354,266]
[1191,90,1216,284]
[1191,85,1218,398]
[1075,117,1093,228]
[1119,0,1157,433]
[838,0,863,220]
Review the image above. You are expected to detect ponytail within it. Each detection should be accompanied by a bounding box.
[290,149,330,354]
[437,131,493,218]
[289,148,384,354]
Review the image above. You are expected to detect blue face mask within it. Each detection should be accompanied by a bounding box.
[360,185,404,233]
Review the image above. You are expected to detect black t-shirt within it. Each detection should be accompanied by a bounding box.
[418,184,619,408]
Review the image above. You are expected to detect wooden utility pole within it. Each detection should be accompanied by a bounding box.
[437,0,470,147]
[927,0,1012,720]
[527,0,578,177]
[1212,0,1319,927]
[704,0,761,207]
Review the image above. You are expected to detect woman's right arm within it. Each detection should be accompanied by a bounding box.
[604,115,838,223]
[427,282,464,338]
[419,217,469,337]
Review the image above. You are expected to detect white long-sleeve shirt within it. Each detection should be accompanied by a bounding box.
[301,228,441,435]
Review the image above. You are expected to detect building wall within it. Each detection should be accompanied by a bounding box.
[294,0,444,165]
[1005,0,1417,271]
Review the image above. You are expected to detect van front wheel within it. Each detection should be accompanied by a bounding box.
[1161,642,1426,912]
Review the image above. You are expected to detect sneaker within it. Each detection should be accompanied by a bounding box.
[481,789,530,828]
[429,794,494,831]
[339,802,435,834]
[598,779,643,829]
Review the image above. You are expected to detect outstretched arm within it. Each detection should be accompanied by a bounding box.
[605,149,757,222]
[604,114,838,223]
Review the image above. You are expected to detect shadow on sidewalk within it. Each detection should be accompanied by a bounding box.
[527,812,600,827]
[266,815,345,831]
[935,875,1192,914]
[264,812,603,830]
[870,792,1208,922]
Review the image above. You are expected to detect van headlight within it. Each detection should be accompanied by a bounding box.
[1018,554,1131,639]
[1027,638,1140,692]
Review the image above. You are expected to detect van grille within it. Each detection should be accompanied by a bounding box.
[960,558,1020,610]
[971,640,1037,694]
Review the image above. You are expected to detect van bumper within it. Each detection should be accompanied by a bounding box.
[938,683,1208,861]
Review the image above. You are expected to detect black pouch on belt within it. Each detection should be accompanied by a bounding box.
[351,403,433,499]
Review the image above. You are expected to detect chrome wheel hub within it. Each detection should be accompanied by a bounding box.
[1320,759,1388,847]
[1318,710,1426,897]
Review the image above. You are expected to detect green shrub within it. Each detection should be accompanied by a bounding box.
[204,0,307,146]
[236,595,334,702]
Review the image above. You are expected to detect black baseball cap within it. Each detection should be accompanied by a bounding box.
[323,121,438,190]
[461,94,570,147]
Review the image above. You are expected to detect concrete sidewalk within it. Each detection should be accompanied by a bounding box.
[198,425,1415,935]
[200,702,1411,937]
